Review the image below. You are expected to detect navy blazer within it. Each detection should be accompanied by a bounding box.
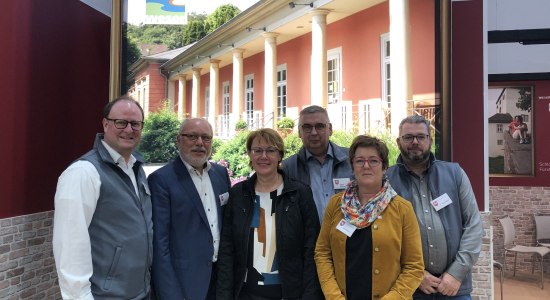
[149,157,231,300]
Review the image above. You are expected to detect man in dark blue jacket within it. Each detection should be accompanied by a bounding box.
[149,118,231,300]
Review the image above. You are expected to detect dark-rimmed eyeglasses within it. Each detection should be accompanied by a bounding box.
[180,133,213,142]
[250,147,279,157]
[352,157,382,168]
[300,123,327,133]
[400,134,430,143]
[105,118,144,130]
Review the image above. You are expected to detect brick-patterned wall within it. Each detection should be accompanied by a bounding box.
[0,210,496,299]
[471,212,493,300]
[0,211,61,300]
[490,186,550,273]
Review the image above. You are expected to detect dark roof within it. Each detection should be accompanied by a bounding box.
[488,113,513,123]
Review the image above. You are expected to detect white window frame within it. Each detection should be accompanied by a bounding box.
[277,64,287,119]
[327,47,342,104]
[205,87,210,118]
[380,33,391,124]
[245,74,254,126]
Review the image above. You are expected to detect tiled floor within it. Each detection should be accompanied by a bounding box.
[494,270,550,300]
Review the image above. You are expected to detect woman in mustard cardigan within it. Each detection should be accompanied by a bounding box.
[315,135,424,300]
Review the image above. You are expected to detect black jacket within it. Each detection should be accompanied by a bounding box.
[216,171,323,300]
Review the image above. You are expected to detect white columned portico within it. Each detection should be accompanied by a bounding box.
[310,9,330,107]
[389,0,412,136]
[177,74,187,120]
[232,49,245,122]
[191,68,202,117]
[263,32,279,128]
[209,59,220,127]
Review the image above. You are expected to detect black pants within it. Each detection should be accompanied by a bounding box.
[205,262,217,300]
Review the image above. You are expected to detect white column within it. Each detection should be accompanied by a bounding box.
[177,74,186,120]
[263,32,279,128]
[191,68,202,117]
[310,9,330,107]
[167,78,176,111]
[209,59,220,128]
[389,0,411,136]
[232,49,245,120]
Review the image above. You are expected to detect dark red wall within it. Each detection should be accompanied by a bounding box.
[489,80,550,187]
[0,0,110,218]
[451,0,485,210]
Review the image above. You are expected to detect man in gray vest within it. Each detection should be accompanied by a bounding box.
[53,97,153,300]
[282,105,352,222]
[386,115,482,300]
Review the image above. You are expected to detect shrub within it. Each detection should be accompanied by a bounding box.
[138,105,180,163]
[276,117,295,129]
[212,131,251,177]
[235,119,248,130]
[282,133,302,159]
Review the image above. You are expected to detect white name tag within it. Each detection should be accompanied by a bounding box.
[336,219,357,237]
[219,192,229,206]
[333,178,350,190]
[431,193,453,211]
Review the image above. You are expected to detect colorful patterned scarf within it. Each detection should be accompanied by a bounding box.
[340,179,396,229]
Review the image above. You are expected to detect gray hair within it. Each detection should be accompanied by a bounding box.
[299,105,330,124]
[398,115,430,135]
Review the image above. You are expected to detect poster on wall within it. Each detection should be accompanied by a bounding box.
[488,86,533,176]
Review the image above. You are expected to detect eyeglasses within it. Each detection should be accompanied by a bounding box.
[353,157,382,168]
[106,118,144,130]
[250,147,279,157]
[400,134,430,143]
[180,133,213,142]
[300,123,327,133]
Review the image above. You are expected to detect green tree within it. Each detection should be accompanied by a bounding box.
[139,104,180,163]
[515,87,532,112]
[204,4,241,34]
[122,24,142,93]
[182,19,207,45]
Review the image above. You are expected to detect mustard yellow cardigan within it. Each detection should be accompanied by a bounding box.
[315,192,424,300]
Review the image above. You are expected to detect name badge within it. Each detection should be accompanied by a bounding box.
[431,193,453,211]
[219,192,229,206]
[336,219,357,237]
[333,178,350,190]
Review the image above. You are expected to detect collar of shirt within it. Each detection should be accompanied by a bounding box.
[180,157,211,176]
[101,140,136,169]
[305,142,334,161]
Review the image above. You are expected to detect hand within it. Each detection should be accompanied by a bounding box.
[418,271,441,294]
[437,272,461,296]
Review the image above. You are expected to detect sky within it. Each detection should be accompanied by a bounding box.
[127,0,258,24]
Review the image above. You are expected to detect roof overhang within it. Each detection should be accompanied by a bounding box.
[162,0,385,79]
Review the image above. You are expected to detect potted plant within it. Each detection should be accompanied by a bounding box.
[235,119,248,131]
[276,117,295,137]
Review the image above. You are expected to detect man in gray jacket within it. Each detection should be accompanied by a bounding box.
[53,97,153,300]
[386,115,483,300]
[282,105,352,222]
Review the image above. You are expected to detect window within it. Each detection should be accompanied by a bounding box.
[327,48,342,104]
[245,74,254,126]
[205,87,210,118]
[222,81,229,135]
[380,33,391,127]
[497,140,503,146]
[497,123,503,133]
[277,64,287,119]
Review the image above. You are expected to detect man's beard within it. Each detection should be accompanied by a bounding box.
[398,143,431,164]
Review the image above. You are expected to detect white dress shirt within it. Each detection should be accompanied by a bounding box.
[52,141,137,300]
[181,158,220,261]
